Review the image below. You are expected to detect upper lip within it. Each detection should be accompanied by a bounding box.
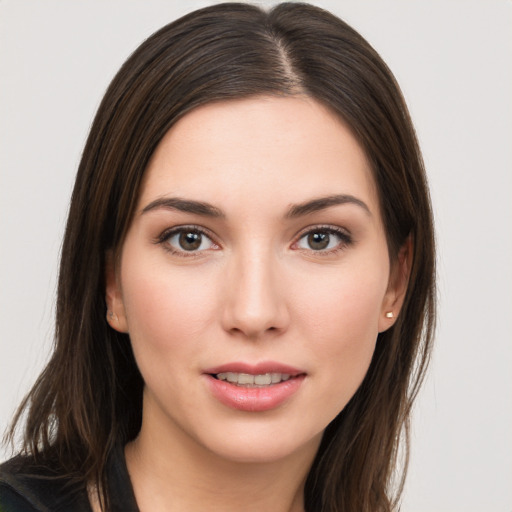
[204,361,305,376]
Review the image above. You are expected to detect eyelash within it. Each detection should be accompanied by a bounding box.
[154,224,353,258]
[154,225,218,258]
[293,225,353,256]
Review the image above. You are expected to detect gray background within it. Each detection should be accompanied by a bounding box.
[1,1,511,510]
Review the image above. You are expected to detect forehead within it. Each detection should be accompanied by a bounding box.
[139,95,378,215]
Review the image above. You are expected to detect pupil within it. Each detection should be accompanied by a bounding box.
[179,231,202,250]
[308,232,329,250]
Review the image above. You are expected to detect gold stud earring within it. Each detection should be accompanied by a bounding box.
[385,312,394,319]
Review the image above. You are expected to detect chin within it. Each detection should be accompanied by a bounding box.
[197,424,323,465]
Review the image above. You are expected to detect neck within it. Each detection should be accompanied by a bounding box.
[124,409,320,512]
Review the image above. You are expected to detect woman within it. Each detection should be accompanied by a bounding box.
[0,2,435,511]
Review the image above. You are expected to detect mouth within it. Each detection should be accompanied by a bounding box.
[204,361,305,386]
[203,362,306,412]
[212,372,296,387]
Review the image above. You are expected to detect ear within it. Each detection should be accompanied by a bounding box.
[378,236,412,333]
[105,250,129,333]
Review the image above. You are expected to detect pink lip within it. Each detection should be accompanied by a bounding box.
[203,361,306,412]
[204,361,304,376]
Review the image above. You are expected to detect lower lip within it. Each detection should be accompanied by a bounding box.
[205,374,305,412]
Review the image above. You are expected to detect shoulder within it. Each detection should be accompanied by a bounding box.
[0,455,91,512]
[0,483,40,512]
[0,456,46,511]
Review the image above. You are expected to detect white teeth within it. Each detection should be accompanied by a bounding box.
[271,373,281,383]
[237,373,254,385]
[216,372,292,386]
[254,374,272,385]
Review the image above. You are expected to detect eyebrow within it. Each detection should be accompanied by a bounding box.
[285,194,371,218]
[141,193,371,219]
[141,197,225,218]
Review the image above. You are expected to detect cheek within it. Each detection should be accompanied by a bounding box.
[293,260,388,385]
[297,259,387,333]
[120,258,218,358]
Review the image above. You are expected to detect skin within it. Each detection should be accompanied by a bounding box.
[105,96,409,512]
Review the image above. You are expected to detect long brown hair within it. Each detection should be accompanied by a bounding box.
[7,3,435,511]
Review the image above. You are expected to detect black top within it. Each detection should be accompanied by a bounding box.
[0,445,139,512]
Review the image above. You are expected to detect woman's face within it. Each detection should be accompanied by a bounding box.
[107,96,405,464]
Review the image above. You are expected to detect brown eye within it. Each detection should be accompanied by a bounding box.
[179,231,202,251]
[162,228,216,254]
[295,227,352,253]
[307,232,330,250]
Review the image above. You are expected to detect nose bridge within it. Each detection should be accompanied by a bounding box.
[223,241,288,338]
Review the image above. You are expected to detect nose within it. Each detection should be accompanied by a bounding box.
[221,247,290,339]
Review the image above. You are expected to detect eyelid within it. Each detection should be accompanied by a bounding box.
[154,223,352,257]
[154,224,220,256]
[291,224,353,253]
